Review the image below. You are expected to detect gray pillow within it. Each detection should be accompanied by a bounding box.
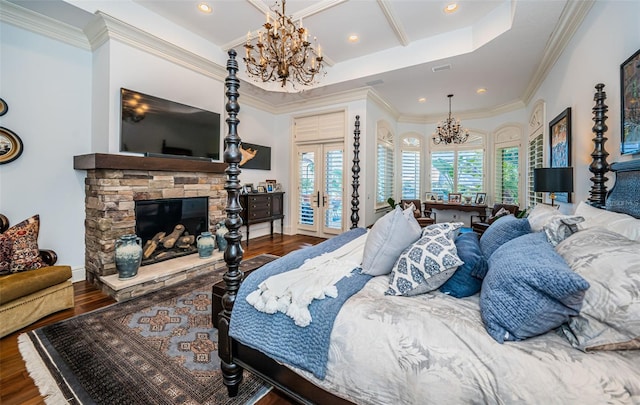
[361,206,421,276]
[480,232,590,343]
[479,215,531,259]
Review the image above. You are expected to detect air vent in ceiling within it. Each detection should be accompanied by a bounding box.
[432,64,452,72]
[366,79,384,86]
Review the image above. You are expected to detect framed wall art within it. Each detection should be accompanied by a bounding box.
[621,48,640,155]
[0,98,7,116]
[239,142,271,170]
[0,127,23,165]
[549,107,572,202]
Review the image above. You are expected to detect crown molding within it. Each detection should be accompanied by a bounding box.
[84,12,227,82]
[522,0,595,104]
[0,0,90,50]
[398,98,525,124]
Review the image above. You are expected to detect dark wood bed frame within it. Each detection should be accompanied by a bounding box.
[215,50,639,404]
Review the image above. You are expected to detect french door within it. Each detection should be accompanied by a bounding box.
[296,142,345,238]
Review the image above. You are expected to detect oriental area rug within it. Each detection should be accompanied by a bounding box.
[18,254,279,405]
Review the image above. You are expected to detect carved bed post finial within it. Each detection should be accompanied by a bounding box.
[216,49,244,397]
[588,83,610,208]
[351,115,361,229]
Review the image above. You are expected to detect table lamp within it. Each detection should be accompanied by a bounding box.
[533,167,573,206]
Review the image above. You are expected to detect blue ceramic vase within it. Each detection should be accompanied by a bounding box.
[115,234,142,280]
[216,223,228,252]
[197,231,215,258]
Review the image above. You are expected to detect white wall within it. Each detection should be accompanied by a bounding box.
[0,23,92,281]
[529,0,640,213]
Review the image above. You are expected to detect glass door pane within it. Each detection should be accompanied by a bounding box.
[298,148,317,231]
[323,145,344,233]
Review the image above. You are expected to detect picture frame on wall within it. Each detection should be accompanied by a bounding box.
[549,107,572,203]
[621,48,640,155]
[0,127,24,165]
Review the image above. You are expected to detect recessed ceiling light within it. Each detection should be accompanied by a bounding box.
[197,2,212,14]
[444,3,459,14]
[348,35,359,43]
[476,88,487,94]
[418,97,427,103]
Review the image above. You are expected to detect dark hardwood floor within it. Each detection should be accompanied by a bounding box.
[0,233,325,405]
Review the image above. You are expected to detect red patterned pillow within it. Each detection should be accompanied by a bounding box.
[0,214,45,274]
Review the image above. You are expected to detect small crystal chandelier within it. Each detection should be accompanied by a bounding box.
[432,94,469,144]
[243,0,325,88]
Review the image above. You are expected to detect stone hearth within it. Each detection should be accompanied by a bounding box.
[74,154,228,298]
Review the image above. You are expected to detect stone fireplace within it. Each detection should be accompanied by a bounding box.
[74,153,229,300]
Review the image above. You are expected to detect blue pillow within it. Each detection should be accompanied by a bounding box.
[479,215,531,259]
[439,232,487,298]
[480,232,590,343]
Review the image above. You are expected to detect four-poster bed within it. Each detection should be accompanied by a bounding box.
[216,51,640,404]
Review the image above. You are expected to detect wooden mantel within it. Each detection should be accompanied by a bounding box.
[73,153,227,173]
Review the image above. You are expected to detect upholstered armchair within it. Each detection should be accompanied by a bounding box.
[0,213,74,337]
[471,204,520,236]
[400,199,435,227]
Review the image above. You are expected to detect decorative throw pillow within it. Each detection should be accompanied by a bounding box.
[543,215,584,246]
[386,222,463,296]
[480,232,590,343]
[0,214,45,274]
[0,233,13,273]
[527,203,562,232]
[421,221,464,239]
[574,201,640,241]
[555,227,640,351]
[487,207,510,225]
[361,206,421,276]
[439,232,487,298]
[479,215,531,259]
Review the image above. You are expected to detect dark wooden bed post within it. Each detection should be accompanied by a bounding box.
[217,49,244,397]
[588,83,610,207]
[351,115,361,229]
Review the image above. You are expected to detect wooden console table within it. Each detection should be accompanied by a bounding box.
[424,202,488,213]
[240,192,284,245]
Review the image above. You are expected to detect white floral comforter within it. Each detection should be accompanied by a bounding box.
[287,276,640,404]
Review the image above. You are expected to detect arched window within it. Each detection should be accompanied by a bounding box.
[429,133,485,200]
[376,121,394,207]
[401,135,421,199]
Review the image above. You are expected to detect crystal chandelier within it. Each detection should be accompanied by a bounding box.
[243,0,325,88]
[432,94,469,144]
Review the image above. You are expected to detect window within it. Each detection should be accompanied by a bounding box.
[495,146,519,204]
[430,148,483,199]
[401,136,421,199]
[527,133,544,208]
[376,122,394,207]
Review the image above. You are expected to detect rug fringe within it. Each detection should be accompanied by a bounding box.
[18,333,70,405]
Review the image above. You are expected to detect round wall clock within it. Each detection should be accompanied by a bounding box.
[0,127,24,164]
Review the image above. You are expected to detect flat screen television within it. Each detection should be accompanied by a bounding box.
[120,88,221,160]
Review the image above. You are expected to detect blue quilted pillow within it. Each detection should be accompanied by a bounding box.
[479,215,531,259]
[480,232,590,343]
[439,232,486,298]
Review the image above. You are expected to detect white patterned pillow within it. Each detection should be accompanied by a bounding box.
[555,227,640,351]
[386,222,464,296]
[543,215,584,246]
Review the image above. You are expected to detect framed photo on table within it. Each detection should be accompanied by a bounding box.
[448,193,461,204]
[425,192,437,202]
[475,192,487,205]
[549,107,572,202]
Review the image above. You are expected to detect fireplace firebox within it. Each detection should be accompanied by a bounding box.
[135,197,209,265]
